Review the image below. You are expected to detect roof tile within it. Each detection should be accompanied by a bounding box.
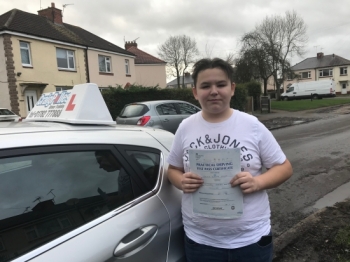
[126,46,166,64]
[292,54,350,70]
[0,9,134,56]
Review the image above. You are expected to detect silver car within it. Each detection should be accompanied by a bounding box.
[0,108,21,122]
[116,100,201,134]
[0,83,185,262]
[0,123,185,262]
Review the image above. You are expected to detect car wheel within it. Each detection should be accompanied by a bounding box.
[283,97,289,101]
[312,94,318,100]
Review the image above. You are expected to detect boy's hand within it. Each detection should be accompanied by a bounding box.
[181,172,203,193]
[230,172,261,194]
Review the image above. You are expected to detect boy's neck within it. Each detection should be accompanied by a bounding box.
[201,108,234,123]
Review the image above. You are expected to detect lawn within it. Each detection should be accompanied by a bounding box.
[271,98,350,111]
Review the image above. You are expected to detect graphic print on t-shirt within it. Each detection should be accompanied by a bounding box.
[183,133,253,173]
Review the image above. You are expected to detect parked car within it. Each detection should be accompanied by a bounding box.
[0,108,21,122]
[116,100,201,134]
[0,84,185,262]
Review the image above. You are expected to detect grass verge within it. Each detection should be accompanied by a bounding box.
[335,226,350,262]
[271,98,350,111]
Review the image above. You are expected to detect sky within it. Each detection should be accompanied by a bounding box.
[1,0,350,81]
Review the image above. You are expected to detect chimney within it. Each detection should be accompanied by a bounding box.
[38,2,63,24]
[317,52,324,59]
[125,41,138,50]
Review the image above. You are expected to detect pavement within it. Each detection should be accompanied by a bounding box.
[249,104,350,257]
[252,104,350,130]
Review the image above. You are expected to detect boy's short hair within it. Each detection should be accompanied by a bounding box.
[192,58,234,87]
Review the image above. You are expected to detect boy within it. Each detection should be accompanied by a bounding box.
[167,58,293,262]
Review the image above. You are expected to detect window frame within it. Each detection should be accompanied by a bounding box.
[20,41,32,67]
[175,102,201,115]
[340,67,348,75]
[0,144,164,261]
[125,59,130,75]
[156,103,178,116]
[98,55,112,73]
[319,68,333,77]
[56,48,76,70]
[300,71,311,79]
[55,86,73,92]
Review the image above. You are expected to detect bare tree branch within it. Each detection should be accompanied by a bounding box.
[158,35,198,88]
[238,10,307,98]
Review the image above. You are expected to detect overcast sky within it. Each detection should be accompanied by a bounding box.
[1,0,350,81]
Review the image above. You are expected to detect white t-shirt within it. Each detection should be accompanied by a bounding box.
[167,110,286,249]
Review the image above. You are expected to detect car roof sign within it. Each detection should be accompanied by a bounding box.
[24,83,115,125]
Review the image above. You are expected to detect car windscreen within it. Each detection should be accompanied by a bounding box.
[0,109,15,116]
[118,104,149,118]
[286,86,294,93]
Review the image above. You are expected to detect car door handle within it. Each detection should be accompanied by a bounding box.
[293,92,296,94]
[114,225,158,257]
[163,119,169,122]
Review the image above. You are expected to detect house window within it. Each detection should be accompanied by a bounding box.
[56,48,75,70]
[98,55,111,73]
[25,216,72,241]
[300,71,311,79]
[56,86,73,92]
[125,59,130,75]
[319,68,333,77]
[20,41,32,66]
[340,67,348,75]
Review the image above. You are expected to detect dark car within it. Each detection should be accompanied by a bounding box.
[116,100,201,134]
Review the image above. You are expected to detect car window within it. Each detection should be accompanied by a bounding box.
[177,103,200,115]
[287,86,294,93]
[118,104,149,118]
[0,109,16,116]
[0,150,134,261]
[126,150,160,188]
[156,103,178,115]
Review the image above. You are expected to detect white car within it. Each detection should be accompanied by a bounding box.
[0,108,21,122]
[0,84,185,262]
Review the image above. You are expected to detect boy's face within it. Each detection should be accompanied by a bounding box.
[193,68,235,118]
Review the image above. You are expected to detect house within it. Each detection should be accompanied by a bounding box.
[284,52,350,95]
[260,76,283,93]
[0,3,136,117]
[125,41,167,88]
[167,72,194,88]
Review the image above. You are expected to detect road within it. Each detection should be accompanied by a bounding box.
[268,113,350,237]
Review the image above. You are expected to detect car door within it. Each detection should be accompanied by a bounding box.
[155,103,183,134]
[0,144,170,262]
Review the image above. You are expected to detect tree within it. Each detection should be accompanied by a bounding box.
[158,35,198,88]
[259,11,308,100]
[239,11,307,98]
[180,35,199,88]
[239,31,275,95]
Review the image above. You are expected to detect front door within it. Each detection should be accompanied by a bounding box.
[341,83,347,94]
[25,90,38,114]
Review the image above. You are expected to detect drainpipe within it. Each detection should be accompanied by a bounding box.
[85,47,90,83]
[315,68,317,81]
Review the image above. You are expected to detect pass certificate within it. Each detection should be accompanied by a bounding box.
[189,148,243,219]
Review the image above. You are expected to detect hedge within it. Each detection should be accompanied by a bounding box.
[102,84,248,120]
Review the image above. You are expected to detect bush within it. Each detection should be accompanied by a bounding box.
[245,81,262,98]
[102,84,248,119]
